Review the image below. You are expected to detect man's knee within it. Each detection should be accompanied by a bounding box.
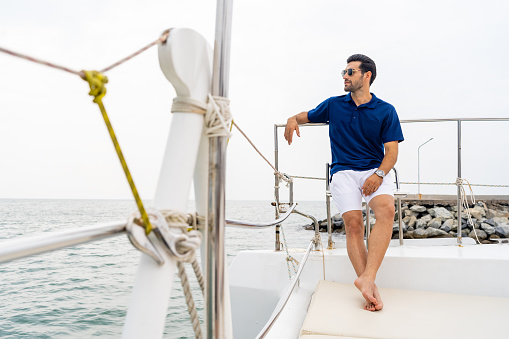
[370,195,395,221]
[342,211,364,235]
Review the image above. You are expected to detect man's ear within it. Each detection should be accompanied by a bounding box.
[365,71,372,83]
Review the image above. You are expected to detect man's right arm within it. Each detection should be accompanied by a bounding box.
[284,111,310,145]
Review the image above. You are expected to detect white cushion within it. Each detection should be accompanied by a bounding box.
[300,280,508,339]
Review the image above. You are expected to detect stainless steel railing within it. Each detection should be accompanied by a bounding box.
[226,203,297,227]
[255,238,315,339]
[274,118,509,246]
[0,221,127,264]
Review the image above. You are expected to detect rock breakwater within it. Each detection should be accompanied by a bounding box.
[304,200,509,244]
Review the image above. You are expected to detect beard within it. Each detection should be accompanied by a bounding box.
[344,79,363,92]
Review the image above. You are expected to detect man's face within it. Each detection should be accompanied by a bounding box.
[343,61,366,92]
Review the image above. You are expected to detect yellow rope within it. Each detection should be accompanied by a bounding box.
[82,70,153,235]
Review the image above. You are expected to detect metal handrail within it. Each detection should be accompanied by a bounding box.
[226,203,297,228]
[292,209,320,250]
[255,239,315,339]
[274,117,509,246]
[0,221,127,264]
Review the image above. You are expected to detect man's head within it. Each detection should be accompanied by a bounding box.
[342,54,376,92]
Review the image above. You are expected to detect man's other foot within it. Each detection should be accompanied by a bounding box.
[354,276,382,311]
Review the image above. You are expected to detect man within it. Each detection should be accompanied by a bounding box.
[284,54,404,312]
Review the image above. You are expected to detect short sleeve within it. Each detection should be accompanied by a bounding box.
[381,106,404,143]
[307,98,330,123]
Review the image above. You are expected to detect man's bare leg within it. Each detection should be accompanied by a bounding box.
[353,194,395,311]
[342,210,377,311]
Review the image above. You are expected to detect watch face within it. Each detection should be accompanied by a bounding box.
[376,170,384,177]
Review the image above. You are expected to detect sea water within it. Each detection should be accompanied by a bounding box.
[0,199,341,338]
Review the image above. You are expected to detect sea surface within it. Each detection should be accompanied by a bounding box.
[0,199,342,338]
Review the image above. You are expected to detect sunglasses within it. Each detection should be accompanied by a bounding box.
[341,68,363,77]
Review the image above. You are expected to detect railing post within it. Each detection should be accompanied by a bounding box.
[326,163,335,249]
[207,0,233,337]
[365,204,370,249]
[274,124,282,251]
[392,168,404,246]
[457,120,462,245]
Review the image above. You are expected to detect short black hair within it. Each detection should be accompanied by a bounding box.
[347,54,376,85]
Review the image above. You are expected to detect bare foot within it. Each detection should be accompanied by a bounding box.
[354,276,380,312]
[373,284,383,311]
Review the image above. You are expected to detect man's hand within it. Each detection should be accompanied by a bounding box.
[284,116,300,145]
[362,174,383,196]
[284,111,309,145]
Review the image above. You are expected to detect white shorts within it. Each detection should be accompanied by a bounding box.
[330,168,395,215]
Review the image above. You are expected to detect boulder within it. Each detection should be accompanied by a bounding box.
[429,207,453,219]
[332,214,343,221]
[469,229,487,241]
[415,218,428,229]
[410,205,427,213]
[495,225,509,238]
[465,208,483,220]
[493,217,509,226]
[404,209,417,218]
[425,228,448,237]
[473,205,486,217]
[483,218,496,227]
[413,228,428,238]
[428,218,443,228]
[421,214,432,223]
[333,220,344,228]
[441,219,457,233]
[480,223,495,235]
[486,209,496,219]
[403,215,417,228]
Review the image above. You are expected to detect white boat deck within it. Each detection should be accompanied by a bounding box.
[229,238,509,339]
[300,280,509,339]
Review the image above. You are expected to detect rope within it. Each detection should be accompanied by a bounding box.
[177,262,204,339]
[400,182,509,187]
[0,46,83,77]
[0,30,169,77]
[82,70,153,234]
[232,121,291,185]
[205,95,233,138]
[280,226,299,279]
[99,30,170,73]
[456,178,483,244]
[290,175,326,181]
[192,259,205,295]
[171,97,208,114]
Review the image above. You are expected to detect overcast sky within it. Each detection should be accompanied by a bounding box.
[1,0,508,202]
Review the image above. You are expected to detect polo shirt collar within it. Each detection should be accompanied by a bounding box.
[344,92,378,108]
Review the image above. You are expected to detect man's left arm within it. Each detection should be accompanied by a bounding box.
[361,141,399,196]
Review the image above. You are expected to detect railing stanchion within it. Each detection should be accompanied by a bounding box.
[457,120,463,245]
[365,204,370,249]
[392,168,404,246]
[274,124,282,251]
[326,163,335,249]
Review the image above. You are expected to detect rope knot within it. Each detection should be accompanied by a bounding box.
[205,94,232,138]
[82,70,108,103]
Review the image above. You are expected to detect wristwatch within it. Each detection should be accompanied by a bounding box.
[375,169,385,178]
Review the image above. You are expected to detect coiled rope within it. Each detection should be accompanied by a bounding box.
[159,209,204,339]
[456,178,483,244]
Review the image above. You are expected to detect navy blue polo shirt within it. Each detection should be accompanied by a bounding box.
[307,93,404,175]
